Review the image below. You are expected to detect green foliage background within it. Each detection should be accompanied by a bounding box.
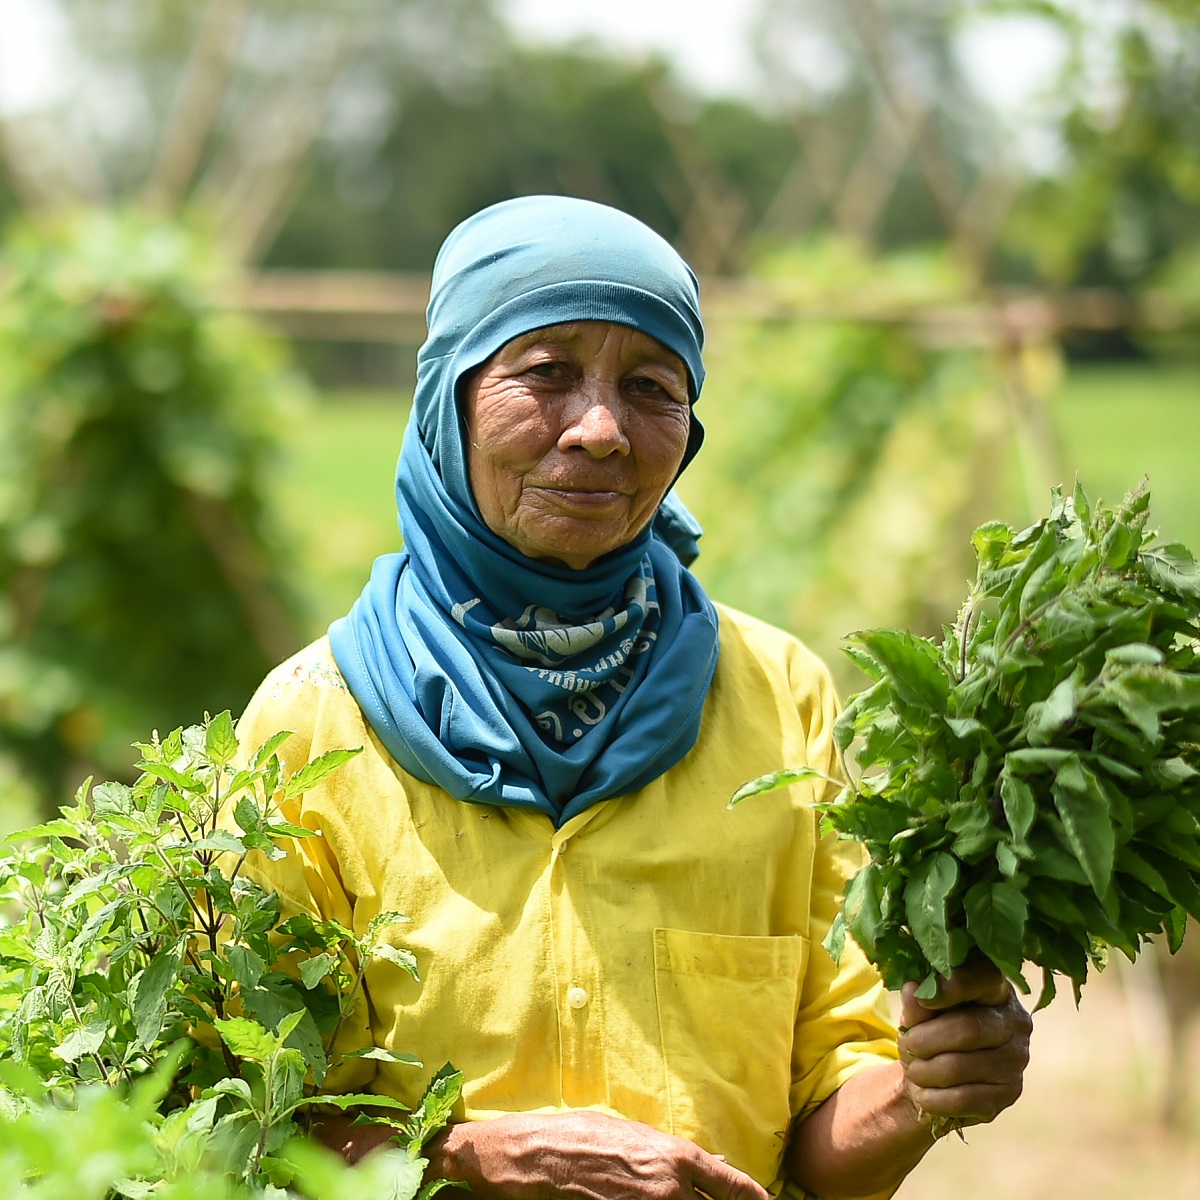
[0,211,308,814]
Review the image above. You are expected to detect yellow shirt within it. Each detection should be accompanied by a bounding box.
[236,602,898,1197]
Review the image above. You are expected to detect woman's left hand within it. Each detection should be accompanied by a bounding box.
[897,959,1033,1130]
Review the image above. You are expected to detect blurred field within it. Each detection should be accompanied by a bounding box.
[1053,362,1200,553]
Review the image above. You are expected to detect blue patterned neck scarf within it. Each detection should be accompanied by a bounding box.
[329,196,720,825]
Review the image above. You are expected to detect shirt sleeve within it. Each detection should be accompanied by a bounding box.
[228,651,379,1094]
[781,640,901,1200]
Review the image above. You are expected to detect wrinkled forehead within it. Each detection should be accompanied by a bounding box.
[417,196,706,406]
[483,319,688,373]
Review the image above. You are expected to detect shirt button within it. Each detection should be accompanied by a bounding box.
[555,840,569,856]
[567,986,589,1009]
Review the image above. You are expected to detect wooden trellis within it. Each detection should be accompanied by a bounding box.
[0,1,1186,326]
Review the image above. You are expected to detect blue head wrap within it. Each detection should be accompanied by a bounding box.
[328,195,720,824]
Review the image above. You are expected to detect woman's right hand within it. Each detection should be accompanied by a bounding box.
[425,1110,769,1200]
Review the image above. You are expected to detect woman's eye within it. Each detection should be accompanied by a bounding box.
[628,374,682,401]
[528,361,569,380]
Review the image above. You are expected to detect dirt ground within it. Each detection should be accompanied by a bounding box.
[892,960,1200,1200]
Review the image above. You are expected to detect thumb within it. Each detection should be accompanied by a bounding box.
[899,980,941,1030]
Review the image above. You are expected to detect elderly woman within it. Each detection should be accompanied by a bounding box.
[236,196,1031,1200]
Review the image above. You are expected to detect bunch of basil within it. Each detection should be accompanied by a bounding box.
[734,482,1200,1008]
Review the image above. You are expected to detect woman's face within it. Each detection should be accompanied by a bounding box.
[463,321,691,570]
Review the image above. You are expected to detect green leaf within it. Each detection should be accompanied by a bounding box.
[299,951,339,990]
[1164,907,1188,954]
[943,715,986,742]
[276,1008,308,1043]
[264,819,318,839]
[93,780,136,815]
[300,1092,412,1112]
[1051,758,1115,897]
[971,520,1014,568]
[728,765,841,808]
[343,1047,424,1066]
[841,643,886,683]
[62,863,136,907]
[4,818,80,843]
[1101,518,1136,569]
[1071,479,1091,529]
[139,762,207,794]
[841,862,885,958]
[205,710,239,767]
[996,842,1022,878]
[1018,555,1062,621]
[964,881,1029,986]
[1149,758,1199,790]
[226,943,268,990]
[53,1020,107,1064]
[914,973,940,1002]
[418,1179,473,1200]
[132,941,184,1048]
[1139,847,1200,922]
[192,829,247,855]
[1034,966,1057,1013]
[1141,542,1200,602]
[253,729,295,764]
[904,852,959,976]
[822,910,847,965]
[366,911,413,939]
[203,866,237,912]
[947,803,995,860]
[373,943,420,980]
[1000,771,1037,844]
[282,747,364,800]
[405,1064,464,1148]
[240,987,329,1085]
[1023,675,1078,746]
[215,1016,278,1064]
[205,1077,254,1105]
[234,795,265,835]
[848,629,950,714]
[1105,643,1165,667]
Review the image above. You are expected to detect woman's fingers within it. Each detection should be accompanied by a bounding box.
[896,961,1033,1128]
[899,960,1013,1028]
[686,1148,770,1200]
[904,993,1030,1059]
[904,1078,1025,1124]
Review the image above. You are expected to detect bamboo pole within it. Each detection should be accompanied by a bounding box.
[141,0,256,214]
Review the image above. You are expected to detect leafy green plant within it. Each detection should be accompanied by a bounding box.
[0,712,461,1196]
[733,481,1200,1011]
[0,210,308,813]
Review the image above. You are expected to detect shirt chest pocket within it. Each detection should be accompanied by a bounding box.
[653,927,809,1187]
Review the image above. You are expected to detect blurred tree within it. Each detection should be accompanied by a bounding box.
[749,0,998,253]
[0,210,309,813]
[268,47,798,276]
[1000,0,1200,297]
[683,236,1063,687]
[0,0,506,260]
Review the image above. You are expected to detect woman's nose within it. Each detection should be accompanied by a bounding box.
[560,380,630,457]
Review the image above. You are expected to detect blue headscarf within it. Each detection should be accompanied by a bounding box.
[328,196,720,825]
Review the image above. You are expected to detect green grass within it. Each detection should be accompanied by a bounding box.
[275,390,412,637]
[1055,361,1200,551]
[279,362,1199,638]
